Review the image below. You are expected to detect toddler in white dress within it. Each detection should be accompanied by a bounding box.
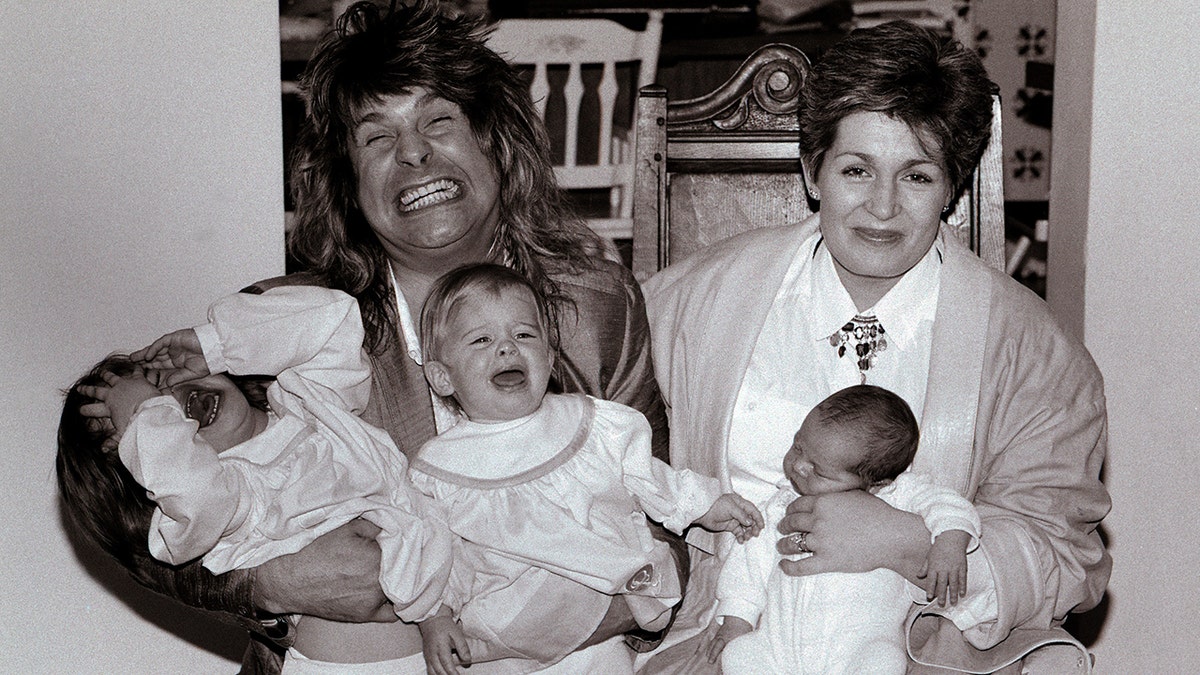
[410,263,764,675]
[708,384,981,674]
[63,285,453,674]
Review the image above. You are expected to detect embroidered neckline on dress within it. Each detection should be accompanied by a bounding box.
[410,394,594,489]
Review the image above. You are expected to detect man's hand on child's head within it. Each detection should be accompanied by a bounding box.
[78,366,160,436]
[696,493,765,543]
[131,328,210,387]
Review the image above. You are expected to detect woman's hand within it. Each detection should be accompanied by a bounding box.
[252,518,397,622]
[775,490,931,585]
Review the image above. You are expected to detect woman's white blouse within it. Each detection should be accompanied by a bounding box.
[726,232,940,507]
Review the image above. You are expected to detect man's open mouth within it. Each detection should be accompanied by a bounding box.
[398,179,461,212]
[491,369,527,388]
[185,390,221,428]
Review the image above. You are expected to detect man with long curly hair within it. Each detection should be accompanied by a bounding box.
[61,2,682,672]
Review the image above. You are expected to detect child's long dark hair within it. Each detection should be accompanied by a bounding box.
[56,354,267,590]
[57,355,157,572]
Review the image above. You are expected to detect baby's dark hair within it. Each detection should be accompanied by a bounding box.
[811,384,919,486]
[56,353,269,575]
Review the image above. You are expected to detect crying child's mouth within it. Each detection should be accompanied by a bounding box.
[491,369,526,388]
[185,390,221,428]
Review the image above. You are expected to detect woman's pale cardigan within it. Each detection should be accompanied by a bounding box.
[643,214,1110,673]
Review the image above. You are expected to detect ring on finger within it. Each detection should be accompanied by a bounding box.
[788,531,810,553]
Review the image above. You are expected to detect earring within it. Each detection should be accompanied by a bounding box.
[807,187,820,201]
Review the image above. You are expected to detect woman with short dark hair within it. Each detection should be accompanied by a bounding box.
[644,20,1109,672]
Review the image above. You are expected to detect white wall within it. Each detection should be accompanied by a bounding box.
[1,3,283,671]
[1051,0,1200,670]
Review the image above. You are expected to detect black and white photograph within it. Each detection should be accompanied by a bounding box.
[2,1,1191,672]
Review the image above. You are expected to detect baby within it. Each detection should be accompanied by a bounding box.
[708,384,981,674]
[56,285,452,673]
[410,263,764,674]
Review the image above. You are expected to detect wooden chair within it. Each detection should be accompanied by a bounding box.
[487,12,664,244]
[631,42,1004,282]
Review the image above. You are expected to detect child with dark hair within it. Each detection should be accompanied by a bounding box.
[56,286,453,674]
[411,263,764,675]
[707,384,981,674]
[58,355,172,573]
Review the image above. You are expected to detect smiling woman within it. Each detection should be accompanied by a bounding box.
[642,19,1109,675]
[807,111,952,310]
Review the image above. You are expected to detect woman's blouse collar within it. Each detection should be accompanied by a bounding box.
[800,233,942,352]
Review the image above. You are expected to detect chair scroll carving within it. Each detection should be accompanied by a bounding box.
[632,44,813,280]
[669,45,809,132]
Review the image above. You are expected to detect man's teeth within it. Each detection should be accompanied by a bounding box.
[399,180,460,212]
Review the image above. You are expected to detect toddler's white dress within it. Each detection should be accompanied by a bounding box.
[119,286,452,623]
[409,393,722,669]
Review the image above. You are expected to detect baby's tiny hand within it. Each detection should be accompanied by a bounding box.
[696,493,765,543]
[922,529,971,607]
[132,328,210,387]
[418,606,472,675]
[706,616,753,663]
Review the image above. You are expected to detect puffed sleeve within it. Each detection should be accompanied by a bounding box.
[602,400,722,534]
[197,285,371,414]
[118,396,255,566]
